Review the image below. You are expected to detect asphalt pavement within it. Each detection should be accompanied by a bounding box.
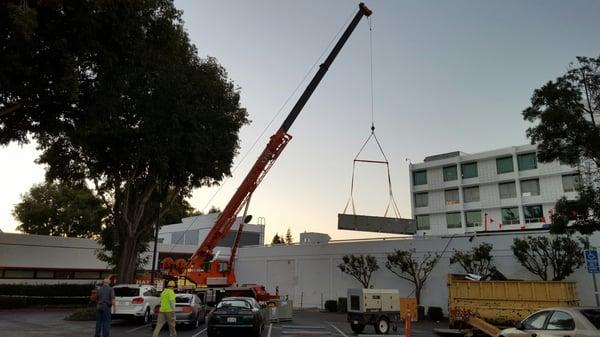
[0,309,445,337]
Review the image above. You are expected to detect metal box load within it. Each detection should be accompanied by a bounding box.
[338,214,417,234]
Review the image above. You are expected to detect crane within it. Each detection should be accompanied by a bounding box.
[161,3,372,287]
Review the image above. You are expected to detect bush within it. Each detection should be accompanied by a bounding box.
[66,306,97,321]
[427,306,444,321]
[0,283,95,296]
[337,297,347,313]
[0,295,27,309]
[324,300,338,312]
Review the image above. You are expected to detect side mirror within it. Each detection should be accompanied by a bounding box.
[515,321,525,330]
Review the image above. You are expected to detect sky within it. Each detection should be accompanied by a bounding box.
[1,0,599,242]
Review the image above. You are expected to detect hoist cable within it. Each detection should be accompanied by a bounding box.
[342,17,403,222]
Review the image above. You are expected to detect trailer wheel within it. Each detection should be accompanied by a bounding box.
[375,316,389,334]
[350,323,365,333]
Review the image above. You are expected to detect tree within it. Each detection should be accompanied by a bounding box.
[13,182,107,238]
[523,56,600,234]
[449,243,495,276]
[271,233,284,244]
[511,235,585,281]
[285,228,293,244]
[385,249,440,304]
[0,1,248,283]
[338,254,379,288]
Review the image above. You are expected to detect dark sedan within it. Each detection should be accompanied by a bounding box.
[152,293,206,329]
[207,297,266,337]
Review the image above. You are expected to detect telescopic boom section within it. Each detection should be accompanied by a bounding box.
[179,3,372,286]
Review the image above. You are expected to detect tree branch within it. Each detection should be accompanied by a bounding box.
[0,102,23,118]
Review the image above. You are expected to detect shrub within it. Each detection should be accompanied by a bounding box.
[66,306,97,321]
[0,295,27,308]
[0,283,95,296]
[324,300,338,312]
[427,306,444,321]
[337,297,347,313]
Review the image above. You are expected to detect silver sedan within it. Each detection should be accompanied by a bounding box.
[499,307,600,337]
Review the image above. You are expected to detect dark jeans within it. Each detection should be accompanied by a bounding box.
[95,303,111,337]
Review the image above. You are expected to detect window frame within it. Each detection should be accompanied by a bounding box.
[446,212,462,229]
[414,192,428,208]
[445,188,460,205]
[443,165,458,182]
[501,207,520,225]
[517,152,538,171]
[523,310,552,330]
[523,205,544,223]
[416,215,430,230]
[463,186,480,203]
[461,162,478,179]
[496,156,514,174]
[465,210,482,228]
[520,178,540,196]
[499,181,517,199]
[545,310,575,331]
[562,174,581,193]
[413,170,427,186]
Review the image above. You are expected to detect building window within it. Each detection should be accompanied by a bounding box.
[518,152,537,171]
[74,271,102,279]
[414,192,428,207]
[446,212,462,228]
[499,181,516,199]
[521,179,540,196]
[463,186,480,203]
[465,210,482,227]
[413,170,427,185]
[524,205,544,223]
[461,162,478,179]
[35,270,54,279]
[54,271,74,279]
[443,165,458,181]
[416,215,430,230]
[3,269,35,278]
[496,156,514,174]
[445,189,460,205]
[562,174,581,192]
[501,207,520,225]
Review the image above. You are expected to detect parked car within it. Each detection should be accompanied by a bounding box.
[152,293,207,329]
[499,307,600,337]
[112,284,160,324]
[206,297,266,337]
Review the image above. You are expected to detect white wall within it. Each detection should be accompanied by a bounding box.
[235,231,600,312]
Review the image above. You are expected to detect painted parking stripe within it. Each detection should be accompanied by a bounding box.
[126,324,150,333]
[191,328,207,337]
[326,322,348,337]
[267,323,273,337]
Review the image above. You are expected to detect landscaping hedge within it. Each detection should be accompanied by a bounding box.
[337,297,347,313]
[0,283,95,308]
[324,300,337,312]
[427,306,444,321]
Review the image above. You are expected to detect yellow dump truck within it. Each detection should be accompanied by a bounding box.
[448,274,579,332]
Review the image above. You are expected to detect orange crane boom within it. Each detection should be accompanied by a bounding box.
[162,3,372,287]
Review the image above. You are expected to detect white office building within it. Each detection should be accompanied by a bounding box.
[409,144,580,236]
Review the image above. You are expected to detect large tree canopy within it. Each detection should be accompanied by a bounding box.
[13,182,107,238]
[0,0,248,282]
[523,56,600,234]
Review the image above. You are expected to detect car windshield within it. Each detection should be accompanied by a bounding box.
[580,309,600,329]
[176,296,192,304]
[217,300,251,309]
[114,287,140,297]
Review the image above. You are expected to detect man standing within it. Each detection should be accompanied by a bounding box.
[95,278,115,337]
[153,280,177,337]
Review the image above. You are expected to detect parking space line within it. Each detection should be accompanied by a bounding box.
[126,324,150,333]
[326,322,348,337]
[191,328,207,337]
[267,323,272,337]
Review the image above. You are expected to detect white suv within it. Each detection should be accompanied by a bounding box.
[113,284,160,324]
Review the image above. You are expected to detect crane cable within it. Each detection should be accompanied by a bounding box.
[343,17,402,220]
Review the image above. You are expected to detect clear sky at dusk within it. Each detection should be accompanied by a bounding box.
[1,1,599,242]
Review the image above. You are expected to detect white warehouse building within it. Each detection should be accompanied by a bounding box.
[409,144,580,236]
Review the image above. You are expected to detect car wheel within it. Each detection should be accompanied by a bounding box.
[375,316,389,334]
[350,323,365,333]
[143,308,151,325]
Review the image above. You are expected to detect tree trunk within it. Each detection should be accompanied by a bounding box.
[415,286,421,305]
[117,235,139,283]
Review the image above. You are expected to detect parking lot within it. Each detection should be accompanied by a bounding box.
[0,309,443,337]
